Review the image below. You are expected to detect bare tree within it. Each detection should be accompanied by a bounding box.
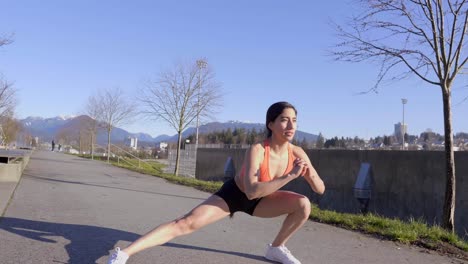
[0,113,22,147]
[94,88,137,163]
[138,60,223,176]
[0,34,17,144]
[56,116,94,154]
[331,0,467,232]
[55,128,73,147]
[0,76,17,118]
[0,33,15,118]
[85,95,101,159]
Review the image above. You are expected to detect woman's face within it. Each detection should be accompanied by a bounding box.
[268,108,297,141]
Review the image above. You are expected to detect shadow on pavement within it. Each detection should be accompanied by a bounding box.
[24,173,206,201]
[0,217,139,263]
[29,156,78,164]
[0,217,273,263]
[163,242,275,263]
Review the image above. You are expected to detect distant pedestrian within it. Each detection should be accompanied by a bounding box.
[107,102,326,264]
[51,140,55,151]
[58,144,61,151]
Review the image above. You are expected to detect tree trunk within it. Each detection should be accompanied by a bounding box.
[79,132,82,154]
[174,131,182,176]
[441,86,456,232]
[107,128,111,163]
[91,133,94,160]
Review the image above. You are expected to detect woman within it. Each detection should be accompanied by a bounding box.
[108,101,325,264]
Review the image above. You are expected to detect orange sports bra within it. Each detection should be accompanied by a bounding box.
[240,139,295,184]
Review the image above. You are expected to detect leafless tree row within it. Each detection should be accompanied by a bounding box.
[0,34,20,147]
[81,59,223,174]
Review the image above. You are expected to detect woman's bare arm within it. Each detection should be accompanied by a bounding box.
[292,146,325,195]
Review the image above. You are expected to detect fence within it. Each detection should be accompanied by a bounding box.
[165,144,249,177]
[165,145,197,177]
[93,143,151,169]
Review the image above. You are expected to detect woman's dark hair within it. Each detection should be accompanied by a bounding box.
[266,101,297,137]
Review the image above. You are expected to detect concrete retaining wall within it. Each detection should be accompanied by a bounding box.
[0,162,23,182]
[195,148,468,238]
[196,148,246,181]
[164,149,197,177]
[0,150,32,183]
[0,150,32,216]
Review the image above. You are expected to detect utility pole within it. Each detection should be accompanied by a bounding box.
[196,59,207,148]
[401,98,408,150]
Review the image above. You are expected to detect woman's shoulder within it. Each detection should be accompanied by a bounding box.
[250,141,266,152]
[246,141,267,157]
[242,141,266,166]
[290,143,306,156]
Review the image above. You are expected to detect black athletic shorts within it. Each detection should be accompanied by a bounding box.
[214,178,262,217]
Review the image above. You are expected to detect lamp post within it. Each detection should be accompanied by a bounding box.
[196,59,207,148]
[401,98,408,149]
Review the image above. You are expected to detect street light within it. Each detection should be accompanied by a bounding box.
[196,59,207,148]
[401,98,408,149]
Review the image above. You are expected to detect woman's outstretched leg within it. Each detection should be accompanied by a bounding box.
[108,195,230,263]
[253,190,311,264]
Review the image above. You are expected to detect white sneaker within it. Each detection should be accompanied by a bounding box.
[107,247,129,264]
[265,244,301,264]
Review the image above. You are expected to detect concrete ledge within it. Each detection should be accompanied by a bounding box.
[0,150,32,216]
[0,163,23,182]
[21,155,30,170]
[0,182,19,216]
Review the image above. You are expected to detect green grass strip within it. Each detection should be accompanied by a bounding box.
[80,155,223,193]
[309,204,468,252]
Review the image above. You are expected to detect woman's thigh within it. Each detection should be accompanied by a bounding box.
[252,191,310,218]
[179,194,231,230]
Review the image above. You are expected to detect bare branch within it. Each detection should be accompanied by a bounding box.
[0,114,22,145]
[0,77,17,118]
[138,60,223,134]
[331,0,468,90]
[332,0,468,232]
[0,34,13,47]
[451,9,468,79]
[453,94,468,105]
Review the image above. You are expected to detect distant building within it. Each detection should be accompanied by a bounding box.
[158,142,168,151]
[394,122,407,143]
[125,137,138,150]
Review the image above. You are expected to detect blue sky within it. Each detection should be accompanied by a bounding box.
[0,1,467,139]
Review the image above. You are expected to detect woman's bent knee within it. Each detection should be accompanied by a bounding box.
[296,196,311,218]
[174,216,199,235]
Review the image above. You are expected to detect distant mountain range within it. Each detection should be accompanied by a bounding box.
[19,116,318,145]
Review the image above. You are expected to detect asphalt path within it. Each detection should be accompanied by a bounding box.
[0,150,465,264]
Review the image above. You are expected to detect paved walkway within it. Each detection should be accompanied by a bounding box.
[0,150,465,264]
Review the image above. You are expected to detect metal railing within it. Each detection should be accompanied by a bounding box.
[93,143,151,169]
